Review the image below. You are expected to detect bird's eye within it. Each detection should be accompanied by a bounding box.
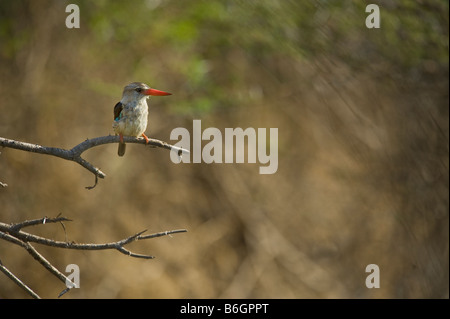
[135,88,142,93]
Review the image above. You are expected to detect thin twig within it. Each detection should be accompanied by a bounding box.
[139,229,189,240]
[24,242,74,288]
[0,261,41,299]
[0,230,73,297]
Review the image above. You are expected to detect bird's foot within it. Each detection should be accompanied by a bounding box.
[142,133,150,144]
[119,133,124,144]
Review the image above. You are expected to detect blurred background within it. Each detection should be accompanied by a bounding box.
[0,0,448,298]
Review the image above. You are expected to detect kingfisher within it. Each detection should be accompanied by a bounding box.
[113,82,171,156]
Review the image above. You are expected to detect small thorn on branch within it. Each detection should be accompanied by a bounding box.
[9,216,72,232]
[85,174,99,190]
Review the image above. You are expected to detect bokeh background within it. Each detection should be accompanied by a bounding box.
[0,0,448,299]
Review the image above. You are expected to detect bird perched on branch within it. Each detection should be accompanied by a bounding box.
[113,82,171,156]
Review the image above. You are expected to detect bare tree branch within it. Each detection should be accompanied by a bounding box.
[25,241,76,292]
[0,261,40,299]
[0,135,189,189]
[0,216,187,298]
[0,227,75,297]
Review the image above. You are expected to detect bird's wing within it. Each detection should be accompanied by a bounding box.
[114,101,123,121]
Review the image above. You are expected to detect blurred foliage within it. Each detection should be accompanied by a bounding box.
[1,0,448,114]
[0,0,448,298]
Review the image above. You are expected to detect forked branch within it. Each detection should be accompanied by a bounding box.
[0,135,189,189]
[0,216,187,298]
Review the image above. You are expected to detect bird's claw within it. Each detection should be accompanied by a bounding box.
[142,133,150,144]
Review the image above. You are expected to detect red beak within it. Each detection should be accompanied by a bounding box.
[144,88,172,96]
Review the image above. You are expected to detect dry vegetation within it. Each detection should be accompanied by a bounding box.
[0,0,448,298]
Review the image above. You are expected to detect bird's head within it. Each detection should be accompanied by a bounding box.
[121,82,171,104]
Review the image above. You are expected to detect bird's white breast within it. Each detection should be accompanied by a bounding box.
[113,99,149,137]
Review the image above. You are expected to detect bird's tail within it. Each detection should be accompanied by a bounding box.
[118,142,126,156]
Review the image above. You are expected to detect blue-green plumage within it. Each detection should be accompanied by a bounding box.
[114,101,123,121]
